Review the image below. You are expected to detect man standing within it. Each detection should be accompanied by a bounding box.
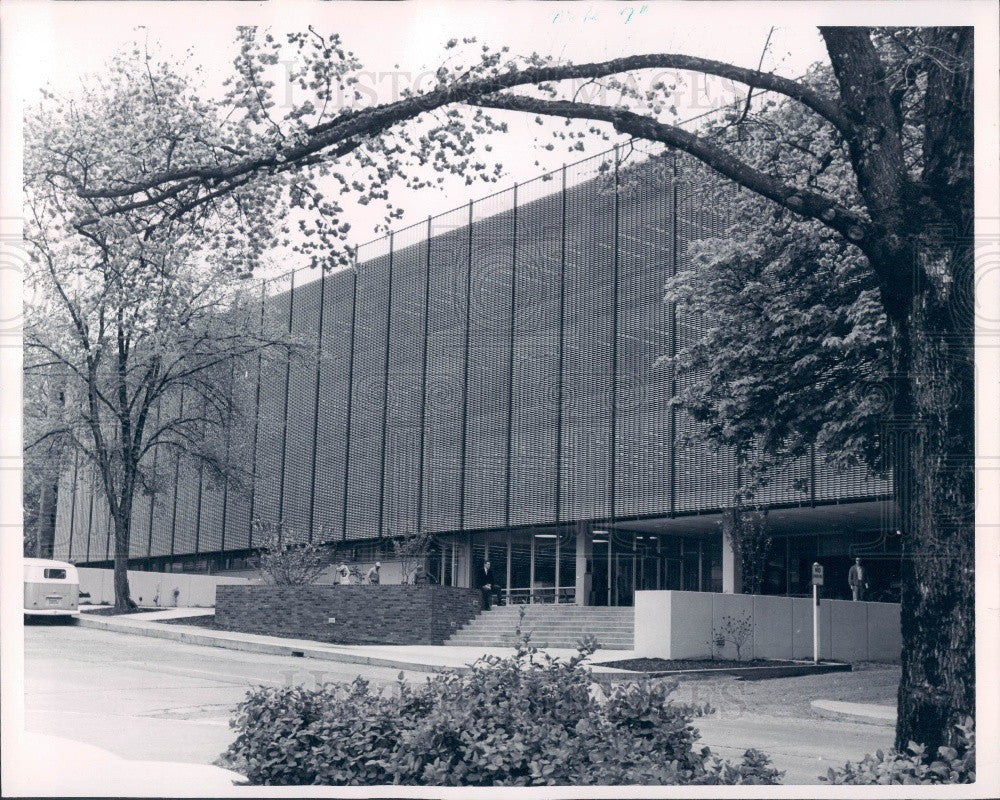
[336,561,351,586]
[366,562,381,585]
[477,560,496,610]
[848,557,867,601]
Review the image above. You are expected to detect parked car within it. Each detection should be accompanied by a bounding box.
[23,558,79,618]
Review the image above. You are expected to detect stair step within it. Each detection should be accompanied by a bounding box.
[445,605,636,649]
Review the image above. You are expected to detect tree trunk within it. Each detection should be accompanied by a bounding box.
[112,509,137,612]
[890,242,975,754]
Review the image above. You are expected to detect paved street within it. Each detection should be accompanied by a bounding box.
[24,621,894,785]
[695,711,892,784]
[24,621,436,766]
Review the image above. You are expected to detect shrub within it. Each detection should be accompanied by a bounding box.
[715,612,753,661]
[254,521,332,585]
[821,717,975,784]
[222,634,782,786]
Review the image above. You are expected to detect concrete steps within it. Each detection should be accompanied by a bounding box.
[445,606,635,650]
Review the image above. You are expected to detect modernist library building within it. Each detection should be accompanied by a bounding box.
[52,146,899,605]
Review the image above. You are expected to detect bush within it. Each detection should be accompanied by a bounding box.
[821,717,975,784]
[222,635,782,786]
[254,521,332,585]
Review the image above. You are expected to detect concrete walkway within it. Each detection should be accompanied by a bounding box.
[76,608,638,675]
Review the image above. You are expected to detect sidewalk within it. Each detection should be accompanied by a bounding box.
[76,607,638,676]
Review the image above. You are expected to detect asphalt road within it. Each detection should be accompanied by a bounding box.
[24,620,436,766]
[24,621,894,785]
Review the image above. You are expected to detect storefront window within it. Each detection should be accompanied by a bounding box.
[533,532,558,603]
[509,532,532,603]
[703,537,723,593]
[682,540,701,591]
[557,528,576,603]
[658,537,682,590]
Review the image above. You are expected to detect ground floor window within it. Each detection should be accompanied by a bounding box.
[434,526,721,606]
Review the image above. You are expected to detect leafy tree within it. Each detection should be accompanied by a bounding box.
[721,502,772,597]
[35,26,973,753]
[23,54,303,610]
[22,364,70,558]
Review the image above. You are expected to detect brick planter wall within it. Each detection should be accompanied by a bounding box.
[214,584,482,645]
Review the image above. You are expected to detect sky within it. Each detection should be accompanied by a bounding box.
[5,0,834,274]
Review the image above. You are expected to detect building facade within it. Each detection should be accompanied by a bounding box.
[52,146,898,604]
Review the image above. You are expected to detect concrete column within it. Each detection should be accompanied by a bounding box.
[722,531,743,594]
[575,522,593,606]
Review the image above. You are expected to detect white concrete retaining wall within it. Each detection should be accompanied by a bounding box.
[77,568,253,608]
[634,590,901,663]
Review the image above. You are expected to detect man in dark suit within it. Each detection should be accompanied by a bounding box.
[477,560,497,610]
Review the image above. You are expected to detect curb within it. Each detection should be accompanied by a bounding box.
[590,661,853,683]
[75,615,465,674]
[810,698,896,727]
[74,615,632,678]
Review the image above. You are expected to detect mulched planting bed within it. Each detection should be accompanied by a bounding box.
[156,614,219,629]
[598,658,802,672]
[79,606,159,616]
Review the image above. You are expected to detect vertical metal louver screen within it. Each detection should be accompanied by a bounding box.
[172,421,201,557]
[280,274,324,542]
[223,323,258,551]
[673,155,737,511]
[52,143,897,562]
[251,277,293,543]
[345,242,391,540]
[150,392,179,557]
[421,207,469,534]
[616,152,675,518]
[383,223,427,536]
[509,176,562,526]
[88,465,108,561]
[129,484,151,559]
[464,192,515,530]
[70,458,91,559]
[312,268,355,543]
[51,454,76,560]
[560,155,615,522]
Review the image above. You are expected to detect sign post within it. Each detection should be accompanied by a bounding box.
[811,562,824,663]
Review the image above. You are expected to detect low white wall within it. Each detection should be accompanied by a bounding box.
[77,568,253,608]
[634,590,901,663]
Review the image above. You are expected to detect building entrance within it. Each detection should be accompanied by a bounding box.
[589,529,719,605]
[445,526,721,606]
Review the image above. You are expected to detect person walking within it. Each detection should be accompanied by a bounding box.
[848,557,867,601]
[366,562,381,585]
[413,564,434,584]
[336,561,351,586]
[477,560,497,610]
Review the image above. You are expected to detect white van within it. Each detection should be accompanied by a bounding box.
[24,558,79,617]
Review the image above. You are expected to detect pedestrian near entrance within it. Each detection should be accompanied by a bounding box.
[477,560,497,610]
[336,561,351,586]
[848,557,867,601]
[413,564,434,584]
[367,562,381,585]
